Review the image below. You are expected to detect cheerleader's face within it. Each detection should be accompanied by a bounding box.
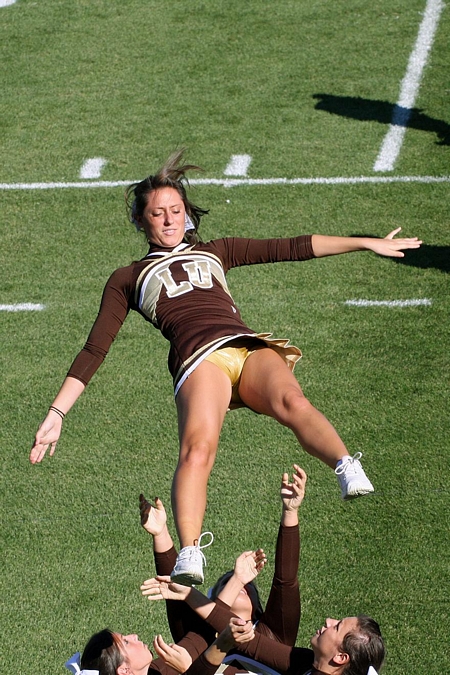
[310,616,358,665]
[139,187,186,248]
[117,633,153,672]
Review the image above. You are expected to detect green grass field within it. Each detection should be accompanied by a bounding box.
[1,1,449,674]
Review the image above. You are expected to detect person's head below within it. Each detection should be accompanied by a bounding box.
[125,149,208,249]
[310,615,385,675]
[80,629,152,675]
[209,571,264,624]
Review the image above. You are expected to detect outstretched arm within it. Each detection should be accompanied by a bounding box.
[29,376,85,464]
[29,269,131,465]
[311,227,422,258]
[141,576,216,619]
[258,466,306,645]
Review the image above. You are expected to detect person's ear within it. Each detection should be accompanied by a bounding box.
[116,663,130,675]
[333,651,350,667]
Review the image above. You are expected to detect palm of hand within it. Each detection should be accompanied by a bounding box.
[139,495,166,536]
[281,488,304,511]
[234,550,266,584]
[281,467,307,510]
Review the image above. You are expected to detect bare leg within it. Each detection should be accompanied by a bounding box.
[238,348,348,468]
[173,360,232,548]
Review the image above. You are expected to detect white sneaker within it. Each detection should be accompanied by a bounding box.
[170,531,214,586]
[335,452,374,500]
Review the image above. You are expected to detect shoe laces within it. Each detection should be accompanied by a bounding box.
[180,531,214,563]
[335,451,363,476]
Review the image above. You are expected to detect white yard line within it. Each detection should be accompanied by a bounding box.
[0,175,449,190]
[345,299,432,307]
[374,0,445,172]
[79,158,107,179]
[0,303,45,311]
[224,155,252,176]
[1,299,433,312]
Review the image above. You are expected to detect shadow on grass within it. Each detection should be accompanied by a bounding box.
[351,237,450,274]
[313,93,450,146]
[392,244,450,273]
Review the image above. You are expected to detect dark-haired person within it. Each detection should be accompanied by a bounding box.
[30,150,422,585]
[140,464,306,665]
[64,617,254,675]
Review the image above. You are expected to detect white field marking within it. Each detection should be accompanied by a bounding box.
[0,303,45,311]
[0,175,449,190]
[224,155,252,176]
[345,299,432,307]
[79,158,107,179]
[374,0,445,172]
[0,0,18,6]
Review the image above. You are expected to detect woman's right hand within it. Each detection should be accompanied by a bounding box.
[29,412,63,464]
[281,464,307,511]
[153,635,192,672]
[233,549,267,585]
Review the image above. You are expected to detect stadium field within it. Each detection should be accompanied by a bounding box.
[1,1,449,674]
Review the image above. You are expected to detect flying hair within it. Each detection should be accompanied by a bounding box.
[125,149,209,245]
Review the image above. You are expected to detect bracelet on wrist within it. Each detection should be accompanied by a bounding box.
[49,406,65,420]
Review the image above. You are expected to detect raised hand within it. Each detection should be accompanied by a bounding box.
[139,494,167,537]
[281,464,307,512]
[234,549,267,586]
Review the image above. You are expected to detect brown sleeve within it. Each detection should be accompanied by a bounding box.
[184,651,225,675]
[258,524,300,645]
[202,602,313,674]
[154,547,184,643]
[67,266,134,385]
[207,235,315,273]
[154,547,178,576]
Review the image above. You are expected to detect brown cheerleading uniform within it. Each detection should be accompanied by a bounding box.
[154,524,305,675]
[194,596,314,675]
[67,236,315,396]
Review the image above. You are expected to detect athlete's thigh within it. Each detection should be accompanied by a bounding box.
[176,359,232,448]
[238,347,303,417]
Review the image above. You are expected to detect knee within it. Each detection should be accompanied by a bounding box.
[277,387,313,423]
[178,439,217,471]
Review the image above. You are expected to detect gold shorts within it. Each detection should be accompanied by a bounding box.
[205,338,265,407]
[204,335,302,409]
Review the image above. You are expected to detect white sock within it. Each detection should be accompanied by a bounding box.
[336,456,351,468]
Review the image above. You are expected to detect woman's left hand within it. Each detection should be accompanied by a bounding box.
[139,494,167,536]
[153,634,192,671]
[369,227,422,257]
[140,575,191,602]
